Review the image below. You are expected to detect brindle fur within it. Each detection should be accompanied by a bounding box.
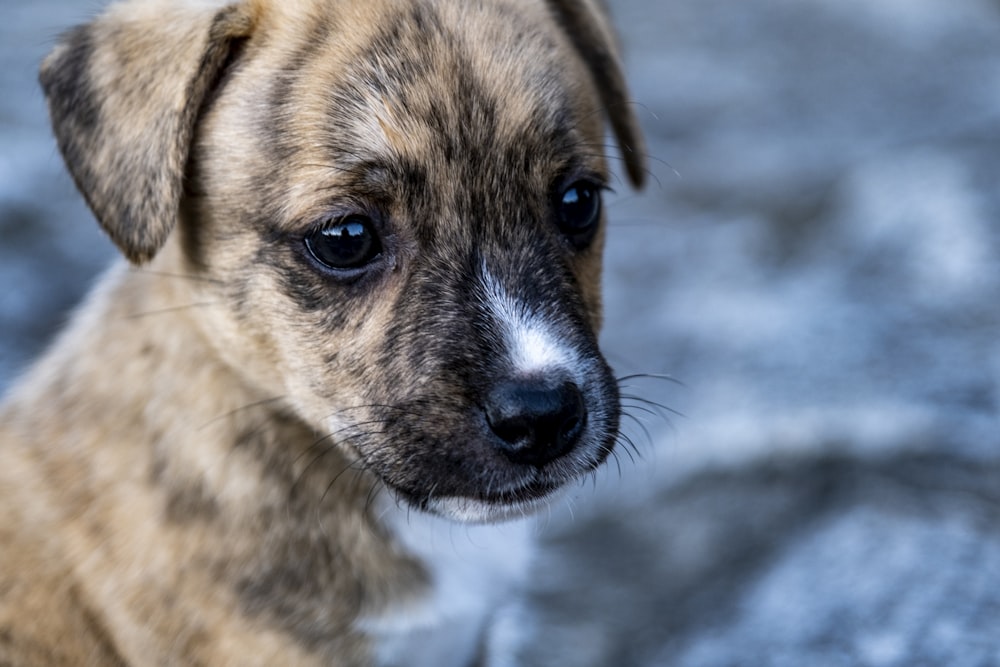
[0,0,645,664]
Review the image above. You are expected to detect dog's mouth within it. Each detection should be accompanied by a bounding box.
[336,370,621,524]
[377,423,618,522]
[391,477,570,524]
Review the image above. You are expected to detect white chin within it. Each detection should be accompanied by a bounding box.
[425,494,557,524]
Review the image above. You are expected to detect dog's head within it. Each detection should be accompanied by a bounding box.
[41,0,646,522]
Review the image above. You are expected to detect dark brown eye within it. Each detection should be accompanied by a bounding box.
[557,181,602,248]
[304,216,382,272]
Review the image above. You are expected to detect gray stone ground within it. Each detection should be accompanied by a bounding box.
[3,1,1000,665]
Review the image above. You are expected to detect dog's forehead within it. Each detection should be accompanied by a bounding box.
[336,1,585,145]
[264,0,587,120]
[242,0,604,223]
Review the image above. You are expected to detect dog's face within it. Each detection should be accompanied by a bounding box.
[41,0,646,522]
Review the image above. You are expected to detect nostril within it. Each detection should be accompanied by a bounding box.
[489,412,534,448]
[485,378,587,466]
[560,409,584,445]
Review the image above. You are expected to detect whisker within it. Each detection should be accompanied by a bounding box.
[291,428,387,499]
[621,394,684,419]
[622,405,670,442]
[123,302,219,320]
[290,417,392,470]
[612,443,631,469]
[199,396,288,430]
[128,268,225,286]
[333,403,426,419]
[588,143,680,179]
[615,429,645,460]
[558,133,673,187]
[621,402,662,420]
[598,441,624,478]
[364,477,382,517]
[314,439,392,513]
[617,372,685,387]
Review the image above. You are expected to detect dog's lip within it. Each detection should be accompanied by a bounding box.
[421,485,567,523]
[476,478,562,505]
[424,494,556,523]
[390,477,565,523]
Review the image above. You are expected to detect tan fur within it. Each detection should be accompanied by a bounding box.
[0,0,644,664]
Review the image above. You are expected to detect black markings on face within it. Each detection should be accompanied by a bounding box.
[163,480,220,524]
[266,14,336,133]
[357,5,441,99]
[40,26,101,134]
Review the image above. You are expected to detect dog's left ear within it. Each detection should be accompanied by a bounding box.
[40,1,258,264]
[546,0,648,188]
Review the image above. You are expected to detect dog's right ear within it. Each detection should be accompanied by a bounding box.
[40,1,258,264]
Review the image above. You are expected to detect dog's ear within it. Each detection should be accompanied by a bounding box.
[39,1,257,264]
[546,0,647,188]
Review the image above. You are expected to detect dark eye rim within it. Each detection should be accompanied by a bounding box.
[300,213,388,281]
[554,177,607,250]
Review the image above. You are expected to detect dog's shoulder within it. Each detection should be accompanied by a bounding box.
[0,452,126,666]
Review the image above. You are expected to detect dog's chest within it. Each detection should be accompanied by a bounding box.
[360,503,536,667]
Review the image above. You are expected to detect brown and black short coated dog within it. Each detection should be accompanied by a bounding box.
[0,0,645,664]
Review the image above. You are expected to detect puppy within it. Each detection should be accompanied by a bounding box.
[0,0,645,664]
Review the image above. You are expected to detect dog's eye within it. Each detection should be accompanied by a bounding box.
[304,216,383,272]
[557,181,603,248]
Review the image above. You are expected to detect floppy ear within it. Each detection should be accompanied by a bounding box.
[545,0,648,188]
[39,1,257,264]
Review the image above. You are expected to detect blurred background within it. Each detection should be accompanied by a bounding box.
[3,0,999,665]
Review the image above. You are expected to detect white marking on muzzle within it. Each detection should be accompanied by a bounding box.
[480,267,579,375]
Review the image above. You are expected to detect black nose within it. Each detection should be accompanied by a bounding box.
[485,378,587,466]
